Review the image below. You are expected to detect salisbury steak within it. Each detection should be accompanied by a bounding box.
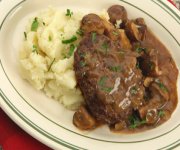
[74,33,145,126]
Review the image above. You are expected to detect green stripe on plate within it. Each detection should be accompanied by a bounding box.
[158,139,180,150]
[0,89,86,150]
[158,0,180,21]
[151,0,180,24]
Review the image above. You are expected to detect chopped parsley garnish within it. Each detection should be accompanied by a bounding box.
[24,32,27,40]
[32,45,38,54]
[130,86,138,95]
[98,76,108,87]
[101,42,109,54]
[48,36,52,41]
[155,79,168,92]
[109,66,121,72]
[112,31,119,36]
[92,32,97,43]
[101,87,113,92]
[66,9,73,17]
[129,114,146,129]
[136,61,140,69]
[148,61,155,70]
[76,29,84,36]
[31,17,39,32]
[48,58,55,71]
[79,61,86,67]
[136,47,147,54]
[62,35,77,44]
[98,76,113,92]
[67,44,76,57]
[78,50,85,58]
[158,110,165,117]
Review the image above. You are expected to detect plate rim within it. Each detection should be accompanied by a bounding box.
[0,0,180,149]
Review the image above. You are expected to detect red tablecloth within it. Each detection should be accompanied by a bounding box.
[0,1,178,150]
[0,108,51,150]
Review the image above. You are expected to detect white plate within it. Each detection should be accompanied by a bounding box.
[0,0,180,149]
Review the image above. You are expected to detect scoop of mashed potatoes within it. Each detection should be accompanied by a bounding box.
[19,8,85,110]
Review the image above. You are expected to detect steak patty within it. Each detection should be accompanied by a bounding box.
[74,33,145,125]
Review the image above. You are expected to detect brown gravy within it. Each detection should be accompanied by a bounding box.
[73,5,178,133]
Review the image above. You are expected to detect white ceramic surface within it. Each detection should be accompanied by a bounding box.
[0,0,180,149]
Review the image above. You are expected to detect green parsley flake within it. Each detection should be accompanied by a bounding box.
[92,32,97,43]
[130,86,138,95]
[31,17,39,32]
[101,87,113,92]
[48,36,52,41]
[109,66,121,72]
[136,61,140,69]
[24,32,27,40]
[80,61,86,67]
[129,115,146,129]
[78,50,85,58]
[136,47,147,53]
[112,31,119,36]
[155,79,168,92]
[66,9,73,17]
[158,110,165,117]
[48,58,55,71]
[98,76,113,92]
[148,61,155,70]
[32,45,38,54]
[67,44,76,57]
[62,35,77,44]
[98,76,108,87]
[101,42,109,54]
[76,29,84,36]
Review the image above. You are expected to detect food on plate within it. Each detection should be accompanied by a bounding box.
[19,8,85,110]
[73,5,178,132]
[19,5,178,133]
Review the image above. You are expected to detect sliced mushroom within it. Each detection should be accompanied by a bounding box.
[139,49,162,76]
[134,18,147,41]
[145,108,158,124]
[73,106,96,130]
[118,29,132,50]
[135,18,146,27]
[150,82,169,101]
[125,21,141,42]
[144,77,154,87]
[114,121,127,131]
[81,13,105,34]
[108,5,128,25]
[103,20,120,41]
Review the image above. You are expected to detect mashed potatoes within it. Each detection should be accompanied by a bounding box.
[19,7,109,110]
[19,8,85,110]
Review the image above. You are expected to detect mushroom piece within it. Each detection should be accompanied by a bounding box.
[125,21,141,42]
[135,18,146,27]
[118,29,132,50]
[150,82,169,102]
[81,13,105,34]
[73,106,96,130]
[108,5,128,25]
[139,79,169,120]
[134,18,147,41]
[144,77,154,87]
[114,121,127,131]
[103,19,120,41]
[139,49,162,76]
